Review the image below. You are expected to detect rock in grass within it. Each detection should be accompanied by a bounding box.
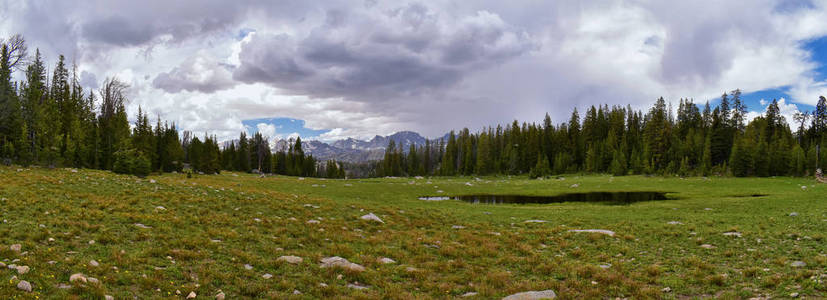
[89,260,100,267]
[360,213,384,223]
[277,256,303,264]
[293,290,302,295]
[347,283,369,290]
[105,296,114,300]
[524,220,546,223]
[134,223,152,229]
[699,244,716,249]
[320,256,366,272]
[15,265,29,274]
[789,212,799,217]
[243,264,253,270]
[88,277,99,284]
[790,261,806,267]
[502,289,556,299]
[462,292,479,297]
[667,221,683,225]
[70,273,87,283]
[306,219,320,224]
[215,292,225,300]
[10,244,21,252]
[187,291,197,299]
[262,273,273,279]
[568,229,615,237]
[378,257,396,264]
[17,280,32,292]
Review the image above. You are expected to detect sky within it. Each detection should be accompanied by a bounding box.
[3,0,827,142]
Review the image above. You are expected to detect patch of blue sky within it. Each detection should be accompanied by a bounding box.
[242,117,330,139]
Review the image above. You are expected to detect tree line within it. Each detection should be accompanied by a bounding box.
[377,92,827,178]
[0,34,343,178]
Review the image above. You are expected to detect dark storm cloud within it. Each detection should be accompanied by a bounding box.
[233,3,536,100]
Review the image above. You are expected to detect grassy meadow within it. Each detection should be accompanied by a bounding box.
[0,165,825,299]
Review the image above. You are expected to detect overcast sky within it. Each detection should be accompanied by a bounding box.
[3,0,827,142]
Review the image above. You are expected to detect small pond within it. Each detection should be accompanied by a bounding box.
[418,191,671,205]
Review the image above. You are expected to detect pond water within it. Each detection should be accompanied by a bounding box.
[419,191,670,205]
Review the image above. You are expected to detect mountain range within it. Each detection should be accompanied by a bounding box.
[272,131,432,163]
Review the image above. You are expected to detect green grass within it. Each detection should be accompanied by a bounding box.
[0,165,825,299]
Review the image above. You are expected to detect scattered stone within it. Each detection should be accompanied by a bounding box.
[88,240,95,245]
[15,265,29,274]
[723,232,742,238]
[568,229,615,237]
[187,291,197,299]
[155,206,166,210]
[17,280,32,292]
[662,287,672,293]
[462,292,479,297]
[790,292,799,298]
[524,220,546,223]
[215,292,225,300]
[704,208,712,211]
[88,277,99,284]
[56,283,72,289]
[405,266,420,272]
[789,212,799,217]
[134,223,152,229]
[306,219,320,224]
[10,244,21,252]
[253,218,261,222]
[502,289,557,300]
[70,273,87,283]
[378,257,396,264]
[569,184,579,188]
[347,283,369,290]
[360,213,384,223]
[244,264,253,270]
[320,256,366,272]
[89,260,100,267]
[790,261,806,267]
[667,221,683,225]
[277,256,303,264]
[700,244,716,249]
[319,283,328,287]
[452,225,466,229]
[599,264,611,269]
[436,190,444,193]
[262,273,273,279]
[105,296,114,300]
[149,179,156,184]
[293,290,302,295]
[465,182,474,186]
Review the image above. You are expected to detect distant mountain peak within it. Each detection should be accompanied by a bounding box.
[273,131,430,163]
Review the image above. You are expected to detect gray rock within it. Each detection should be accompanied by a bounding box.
[377,257,396,264]
[360,213,384,223]
[790,261,806,267]
[347,283,369,290]
[524,220,546,223]
[215,292,225,300]
[700,244,716,249]
[568,229,615,236]
[89,260,100,267]
[10,244,21,252]
[105,296,114,300]
[320,256,366,272]
[722,232,742,237]
[88,277,99,284]
[262,273,273,279]
[306,219,320,224]
[186,291,197,299]
[667,221,683,225]
[134,223,152,229]
[789,212,799,217]
[243,264,253,270]
[70,273,87,283]
[452,225,466,229]
[462,292,479,297]
[17,280,32,292]
[502,289,556,299]
[15,265,29,274]
[277,255,303,264]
